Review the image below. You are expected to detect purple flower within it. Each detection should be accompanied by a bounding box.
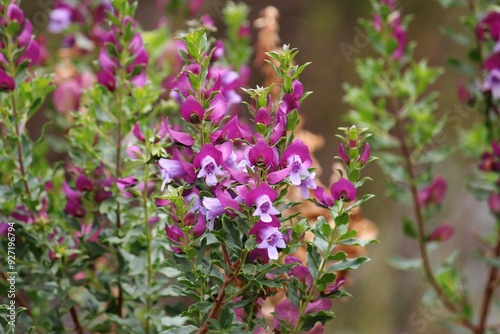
[132,122,145,141]
[273,299,299,330]
[269,139,313,185]
[193,144,224,187]
[17,39,40,66]
[246,184,279,223]
[477,11,500,42]
[63,181,81,201]
[330,178,356,202]
[286,255,312,284]
[484,52,500,71]
[202,196,224,230]
[53,79,81,113]
[0,70,15,91]
[126,145,143,160]
[428,223,454,242]
[392,22,407,60]
[159,159,186,190]
[48,8,72,33]
[255,107,271,126]
[115,176,138,197]
[313,186,335,207]
[97,69,116,91]
[299,172,317,199]
[17,19,33,47]
[180,96,205,124]
[305,298,332,314]
[212,116,253,142]
[338,143,350,165]
[7,4,24,24]
[419,176,447,208]
[162,119,194,146]
[358,143,371,165]
[323,277,346,295]
[250,220,285,260]
[99,49,118,72]
[488,193,500,215]
[279,80,304,114]
[65,199,85,218]
[75,175,93,192]
[206,93,228,122]
[248,139,278,169]
[307,322,325,334]
[0,222,8,236]
[479,141,500,172]
[482,69,500,100]
[165,213,206,252]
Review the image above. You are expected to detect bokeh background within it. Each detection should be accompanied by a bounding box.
[21,0,497,333]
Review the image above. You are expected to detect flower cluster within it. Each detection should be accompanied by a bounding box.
[478,11,500,100]
[160,33,318,262]
[479,141,500,215]
[97,16,148,90]
[372,0,407,60]
[49,0,112,49]
[62,163,113,218]
[0,2,40,91]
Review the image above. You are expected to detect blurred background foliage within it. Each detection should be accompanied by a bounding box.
[20,0,495,333]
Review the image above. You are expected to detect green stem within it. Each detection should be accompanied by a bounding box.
[114,64,128,318]
[5,32,32,202]
[143,162,152,334]
[292,219,340,333]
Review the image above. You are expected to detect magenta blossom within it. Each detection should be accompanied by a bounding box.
[358,143,371,165]
[482,68,500,100]
[249,220,285,260]
[338,143,350,165]
[477,11,500,42]
[488,193,500,215]
[419,176,447,208]
[273,297,330,330]
[201,196,224,230]
[428,223,454,242]
[248,139,278,169]
[246,184,280,223]
[193,144,225,186]
[268,139,313,186]
[330,178,356,202]
[165,214,206,253]
[48,7,72,33]
[0,70,15,91]
[279,80,304,114]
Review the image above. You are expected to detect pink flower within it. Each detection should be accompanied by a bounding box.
[419,176,447,208]
[428,223,454,242]
[246,184,280,223]
[330,178,357,202]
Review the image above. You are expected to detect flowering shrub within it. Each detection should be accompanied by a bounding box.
[345,0,500,332]
[0,1,376,333]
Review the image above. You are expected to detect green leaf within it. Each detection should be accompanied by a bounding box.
[159,325,198,334]
[388,255,422,271]
[440,26,470,47]
[327,251,347,261]
[402,216,418,239]
[334,213,349,226]
[436,0,466,8]
[286,109,300,132]
[328,257,370,271]
[337,238,377,247]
